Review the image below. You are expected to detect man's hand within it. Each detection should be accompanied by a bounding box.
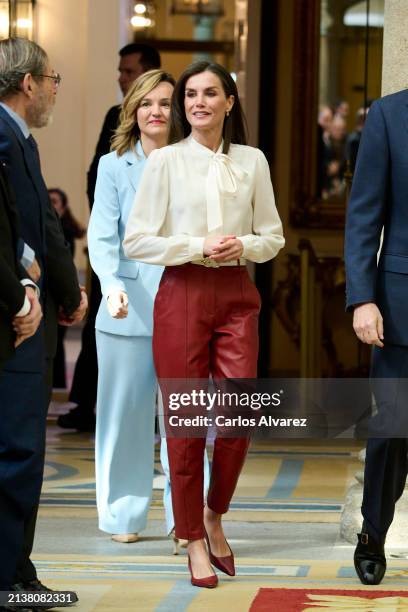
[26,257,41,282]
[107,290,128,319]
[353,302,384,347]
[13,286,42,347]
[58,287,88,326]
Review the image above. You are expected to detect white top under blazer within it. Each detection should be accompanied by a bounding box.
[123,134,285,266]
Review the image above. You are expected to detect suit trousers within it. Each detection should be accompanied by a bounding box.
[362,344,408,542]
[0,369,46,589]
[153,263,260,541]
[95,331,157,534]
[69,270,101,414]
[13,358,54,584]
[53,324,67,388]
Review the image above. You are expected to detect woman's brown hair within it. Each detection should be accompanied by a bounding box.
[168,61,248,154]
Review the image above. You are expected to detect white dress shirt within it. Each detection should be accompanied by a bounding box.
[123,134,285,266]
[15,279,40,317]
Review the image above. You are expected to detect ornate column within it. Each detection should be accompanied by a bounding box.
[340,0,408,546]
[381,0,408,95]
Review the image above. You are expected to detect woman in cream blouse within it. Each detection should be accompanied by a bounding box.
[124,61,285,588]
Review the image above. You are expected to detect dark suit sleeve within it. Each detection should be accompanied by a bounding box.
[344,100,389,310]
[0,133,23,258]
[0,169,25,317]
[86,106,120,210]
[0,127,11,164]
[0,251,25,317]
[45,201,81,316]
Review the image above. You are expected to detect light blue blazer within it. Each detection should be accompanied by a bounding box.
[88,141,163,336]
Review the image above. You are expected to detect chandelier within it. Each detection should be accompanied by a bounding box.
[130,1,156,30]
[170,0,224,17]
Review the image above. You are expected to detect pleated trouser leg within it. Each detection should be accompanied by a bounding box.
[153,264,260,540]
[362,344,408,541]
[0,369,46,589]
[160,437,210,535]
[95,331,156,534]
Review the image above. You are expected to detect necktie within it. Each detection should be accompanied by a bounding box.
[27,134,41,169]
[27,134,37,151]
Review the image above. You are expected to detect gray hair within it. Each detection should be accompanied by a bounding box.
[0,37,48,99]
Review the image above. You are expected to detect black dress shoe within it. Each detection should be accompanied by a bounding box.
[354,528,386,585]
[14,579,52,593]
[57,406,95,432]
[0,605,33,611]
[12,579,78,609]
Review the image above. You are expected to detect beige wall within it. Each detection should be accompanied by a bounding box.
[33,0,125,269]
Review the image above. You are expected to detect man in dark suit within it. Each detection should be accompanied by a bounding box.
[0,162,43,605]
[345,90,408,585]
[59,43,160,431]
[0,37,86,603]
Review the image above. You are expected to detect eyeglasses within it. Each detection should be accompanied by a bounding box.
[33,73,62,87]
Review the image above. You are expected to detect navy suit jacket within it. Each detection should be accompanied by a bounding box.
[87,105,120,209]
[0,106,80,371]
[0,162,26,370]
[345,88,408,346]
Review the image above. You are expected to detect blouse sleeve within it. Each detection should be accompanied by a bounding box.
[87,155,126,298]
[238,150,285,263]
[123,149,205,265]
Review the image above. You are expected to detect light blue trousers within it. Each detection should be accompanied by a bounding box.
[95,331,158,534]
[95,330,210,535]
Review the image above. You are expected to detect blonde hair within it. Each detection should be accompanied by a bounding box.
[111,69,175,157]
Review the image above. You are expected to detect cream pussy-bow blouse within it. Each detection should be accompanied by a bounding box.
[123,134,285,266]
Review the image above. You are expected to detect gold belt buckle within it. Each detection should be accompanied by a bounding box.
[200,257,219,268]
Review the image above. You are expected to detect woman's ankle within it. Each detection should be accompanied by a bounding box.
[187,537,206,551]
[204,506,222,524]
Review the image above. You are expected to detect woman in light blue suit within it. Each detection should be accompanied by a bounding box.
[88,70,176,543]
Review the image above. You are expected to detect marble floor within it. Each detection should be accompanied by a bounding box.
[30,328,408,611]
[35,424,408,611]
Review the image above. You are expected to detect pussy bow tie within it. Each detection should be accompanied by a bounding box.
[205,153,248,233]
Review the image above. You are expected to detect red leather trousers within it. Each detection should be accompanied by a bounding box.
[153,263,260,540]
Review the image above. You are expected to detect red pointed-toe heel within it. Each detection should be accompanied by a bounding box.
[187,555,218,588]
[204,530,235,576]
